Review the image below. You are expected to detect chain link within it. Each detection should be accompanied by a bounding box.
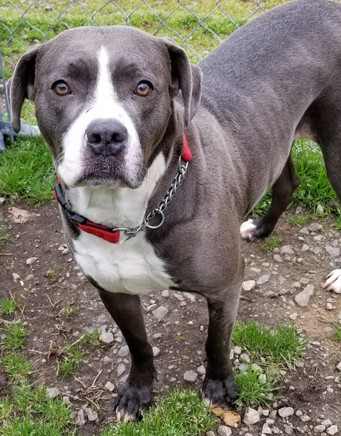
[115,157,189,238]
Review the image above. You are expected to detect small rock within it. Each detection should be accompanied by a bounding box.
[295,284,314,307]
[84,408,98,422]
[103,356,113,364]
[184,370,197,383]
[240,353,251,364]
[336,361,341,371]
[117,363,126,377]
[326,246,340,258]
[46,387,59,398]
[153,346,160,357]
[99,331,114,345]
[26,256,38,265]
[326,303,335,310]
[12,273,21,281]
[322,419,333,427]
[278,407,294,418]
[244,407,260,425]
[105,381,115,392]
[206,432,215,436]
[301,244,309,252]
[262,423,272,434]
[197,365,206,375]
[327,425,338,436]
[234,346,242,355]
[316,204,324,214]
[161,289,169,298]
[314,424,326,433]
[152,305,168,320]
[76,409,86,426]
[284,426,294,435]
[289,313,298,320]
[308,223,322,232]
[257,275,270,285]
[243,280,256,291]
[274,254,283,262]
[118,345,129,357]
[62,396,70,405]
[280,245,295,255]
[217,425,232,436]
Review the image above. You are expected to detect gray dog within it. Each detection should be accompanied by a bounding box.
[8,0,341,422]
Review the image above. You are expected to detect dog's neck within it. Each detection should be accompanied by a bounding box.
[66,152,168,229]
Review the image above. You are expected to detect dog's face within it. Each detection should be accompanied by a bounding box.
[9,26,202,188]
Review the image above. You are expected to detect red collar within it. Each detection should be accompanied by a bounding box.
[53,133,192,244]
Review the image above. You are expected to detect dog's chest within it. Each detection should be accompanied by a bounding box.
[73,231,174,295]
[67,154,175,295]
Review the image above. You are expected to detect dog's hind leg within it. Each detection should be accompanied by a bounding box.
[240,154,300,241]
[98,289,155,422]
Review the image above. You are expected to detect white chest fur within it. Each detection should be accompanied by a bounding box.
[67,154,175,295]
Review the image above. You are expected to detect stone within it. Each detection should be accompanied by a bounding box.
[284,425,294,435]
[99,331,114,344]
[326,246,340,258]
[105,381,115,392]
[316,204,324,214]
[234,346,242,355]
[184,370,197,383]
[117,363,126,377]
[257,275,270,285]
[152,305,168,320]
[46,387,59,398]
[161,289,169,297]
[153,346,160,357]
[278,407,294,418]
[206,432,215,436]
[84,408,98,422]
[244,407,260,425]
[301,244,310,252]
[314,425,326,433]
[336,361,341,371]
[273,254,283,262]
[76,409,86,426]
[322,419,333,427]
[308,223,322,232]
[242,280,256,291]
[327,426,338,436]
[103,356,113,364]
[26,256,38,265]
[289,313,298,320]
[262,423,272,434]
[240,353,251,363]
[118,345,129,357]
[217,426,232,436]
[62,396,70,405]
[280,245,295,255]
[295,284,314,307]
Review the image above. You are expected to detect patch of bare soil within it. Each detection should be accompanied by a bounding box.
[0,200,340,436]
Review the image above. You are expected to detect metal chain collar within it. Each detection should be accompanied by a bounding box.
[114,156,189,239]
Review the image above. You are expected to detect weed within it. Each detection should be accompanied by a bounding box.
[260,235,282,253]
[232,321,305,365]
[0,226,8,249]
[62,306,78,317]
[235,366,277,406]
[1,297,19,316]
[289,216,308,227]
[81,329,101,346]
[101,388,216,436]
[1,353,33,384]
[332,325,341,342]
[4,322,29,351]
[59,344,85,376]
[45,269,57,279]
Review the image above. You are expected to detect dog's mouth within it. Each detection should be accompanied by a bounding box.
[75,160,146,188]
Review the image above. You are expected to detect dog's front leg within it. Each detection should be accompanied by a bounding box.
[202,281,242,406]
[98,289,155,422]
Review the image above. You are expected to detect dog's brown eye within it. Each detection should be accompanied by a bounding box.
[135,81,152,97]
[52,81,71,96]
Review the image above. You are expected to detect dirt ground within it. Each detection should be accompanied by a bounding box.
[0,200,341,436]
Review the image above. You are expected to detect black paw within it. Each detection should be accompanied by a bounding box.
[115,381,152,422]
[202,376,238,407]
[240,219,274,242]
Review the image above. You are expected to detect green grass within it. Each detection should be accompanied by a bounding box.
[62,306,78,317]
[235,366,277,407]
[1,354,33,384]
[233,321,305,365]
[289,215,308,227]
[0,298,19,316]
[260,235,282,253]
[0,136,55,204]
[332,325,341,342]
[81,329,101,346]
[3,323,29,351]
[59,344,85,376]
[45,269,57,279]
[101,389,216,436]
[0,226,8,249]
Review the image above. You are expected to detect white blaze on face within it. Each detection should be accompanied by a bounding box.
[58,46,142,187]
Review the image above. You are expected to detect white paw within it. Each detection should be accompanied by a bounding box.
[240,219,257,240]
[323,269,341,293]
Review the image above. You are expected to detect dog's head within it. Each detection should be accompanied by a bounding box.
[9,26,202,188]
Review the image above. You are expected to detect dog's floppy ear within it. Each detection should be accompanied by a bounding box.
[9,46,40,133]
[163,38,202,125]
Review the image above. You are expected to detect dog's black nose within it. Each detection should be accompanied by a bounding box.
[85,119,128,156]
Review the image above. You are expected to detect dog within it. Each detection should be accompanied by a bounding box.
[8,0,341,423]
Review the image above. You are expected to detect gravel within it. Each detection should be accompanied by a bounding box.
[278,407,295,418]
[99,331,114,344]
[244,407,261,425]
[152,305,168,320]
[183,370,197,383]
